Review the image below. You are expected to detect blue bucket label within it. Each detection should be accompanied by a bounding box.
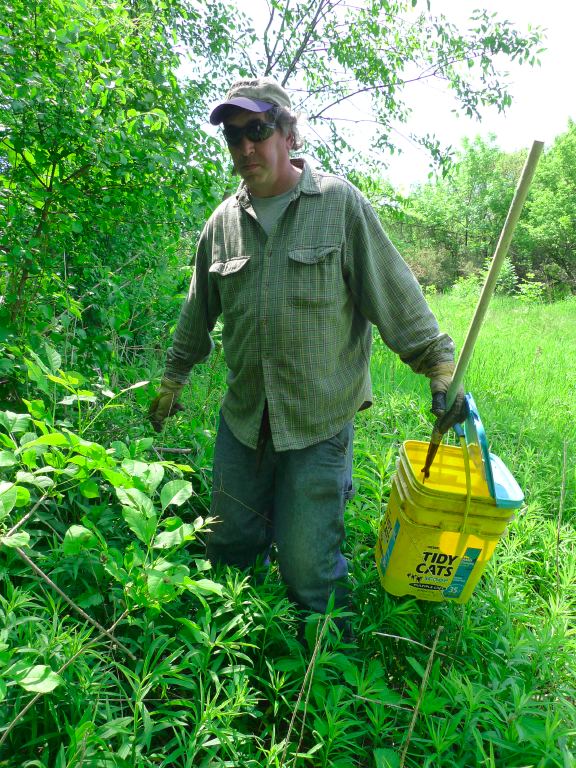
[380,518,400,575]
[443,547,482,598]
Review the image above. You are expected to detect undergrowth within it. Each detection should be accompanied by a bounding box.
[0,296,574,767]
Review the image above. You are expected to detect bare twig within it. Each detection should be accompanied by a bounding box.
[263,0,276,66]
[15,547,136,660]
[279,615,330,766]
[5,493,49,537]
[373,631,455,660]
[399,625,443,768]
[281,0,334,85]
[352,693,412,712]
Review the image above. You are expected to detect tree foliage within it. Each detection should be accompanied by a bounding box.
[0,0,235,350]
[522,120,576,289]
[389,136,525,287]
[233,0,543,172]
[377,128,576,295]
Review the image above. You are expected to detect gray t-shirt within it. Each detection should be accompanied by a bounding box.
[250,188,294,236]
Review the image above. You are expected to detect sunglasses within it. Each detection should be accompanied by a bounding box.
[222,119,277,147]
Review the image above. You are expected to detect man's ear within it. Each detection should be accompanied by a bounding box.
[286,132,295,150]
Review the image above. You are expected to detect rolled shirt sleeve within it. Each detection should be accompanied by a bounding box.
[343,197,455,374]
[164,229,221,384]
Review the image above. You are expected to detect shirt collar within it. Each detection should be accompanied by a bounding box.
[235,158,321,208]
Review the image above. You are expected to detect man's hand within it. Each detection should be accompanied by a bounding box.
[148,378,185,433]
[427,362,468,434]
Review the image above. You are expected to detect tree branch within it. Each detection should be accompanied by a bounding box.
[281,0,336,85]
[15,547,136,660]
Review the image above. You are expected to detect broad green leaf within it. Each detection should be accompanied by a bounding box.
[15,432,77,453]
[1,531,30,548]
[171,463,194,473]
[185,578,224,597]
[15,485,31,507]
[14,664,62,693]
[79,479,100,499]
[101,468,132,488]
[26,350,51,374]
[153,523,195,549]
[122,460,164,494]
[122,506,157,545]
[15,472,55,490]
[62,525,99,555]
[133,437,154,452]
[0,679,7,702]
[160,480,193,511]
[74,441,107,462]
[109,441,130,459]
[44,344,62,374]
[19,432,39,446]
[23,399,50,420]
[0,482,17,520]
[48,370,86,387]
[0,451,16,467]
[0,411,31,434]
[116,487,155,516]
[374,748,400,768]
[146,560,189,600]
[20,449,38,471]
[0,433,16,449]
[59,394,98,405]
[24,359,49,393]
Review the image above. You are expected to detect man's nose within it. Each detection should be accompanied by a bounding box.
[238,135,255,154]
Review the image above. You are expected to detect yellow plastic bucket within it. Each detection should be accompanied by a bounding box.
[375,439,522,604]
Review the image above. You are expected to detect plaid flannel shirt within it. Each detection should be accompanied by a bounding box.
[164,160,454,450]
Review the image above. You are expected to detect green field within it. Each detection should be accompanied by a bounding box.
[0,295,575,767]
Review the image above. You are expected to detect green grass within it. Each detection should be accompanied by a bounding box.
[0,295,574,767]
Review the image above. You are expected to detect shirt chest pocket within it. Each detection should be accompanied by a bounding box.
[287,245,342,309]
[209,256,252,318]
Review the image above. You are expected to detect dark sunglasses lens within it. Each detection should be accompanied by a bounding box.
[224,121,275,146]
[245,122,275,142]
[223,125,243,146]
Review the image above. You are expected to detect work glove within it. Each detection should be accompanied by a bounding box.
[148,377,185,433]
[426,362,468,434]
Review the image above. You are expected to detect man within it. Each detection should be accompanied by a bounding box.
[149,78,465,621]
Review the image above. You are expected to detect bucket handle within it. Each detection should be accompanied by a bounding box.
[459,429,473,532]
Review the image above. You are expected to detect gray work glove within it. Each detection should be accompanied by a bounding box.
[427,362,468,434]
[148,377,185,433]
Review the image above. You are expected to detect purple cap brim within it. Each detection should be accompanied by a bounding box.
[210,96,275,125]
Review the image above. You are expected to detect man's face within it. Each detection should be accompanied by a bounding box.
[223,110,294,197]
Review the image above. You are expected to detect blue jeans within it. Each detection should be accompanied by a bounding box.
[206,414,354,613]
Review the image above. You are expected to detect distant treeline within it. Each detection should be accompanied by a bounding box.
[372,129,576,298]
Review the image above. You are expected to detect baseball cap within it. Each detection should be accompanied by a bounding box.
[210,79,292,125]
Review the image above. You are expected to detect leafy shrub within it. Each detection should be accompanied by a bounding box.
[518,272,546,303]
[449,273,481,299]
[480,254,519,295]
